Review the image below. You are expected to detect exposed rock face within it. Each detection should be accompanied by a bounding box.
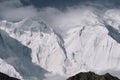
[67,72,120,80]
[0,72,19,80]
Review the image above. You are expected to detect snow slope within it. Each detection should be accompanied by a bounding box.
[0,28,49,80]
[0,9,120,80]
[65,9,120,78]
[0,58,23,79]
[0,18,67,80]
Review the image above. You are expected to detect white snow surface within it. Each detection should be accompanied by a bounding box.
[0,9,120,80]
[0,58,23,79]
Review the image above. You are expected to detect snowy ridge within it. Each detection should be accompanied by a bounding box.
[0,9,120,80]
[0,18,67,80]
[0,58,23,79]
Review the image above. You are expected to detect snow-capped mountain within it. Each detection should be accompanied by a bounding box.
[0,18,67,80]
[0,9,120,80]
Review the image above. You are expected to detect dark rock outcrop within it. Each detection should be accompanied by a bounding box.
[0,72,19,80]
[67,72,120,80]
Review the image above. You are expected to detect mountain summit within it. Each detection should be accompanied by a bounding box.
[0,9,120,80]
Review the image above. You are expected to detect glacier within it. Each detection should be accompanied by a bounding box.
[0,9,120,80]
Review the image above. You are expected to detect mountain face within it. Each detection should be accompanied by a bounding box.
[67,72,120,80]
[0,18,66,80]
[0,9,120,80]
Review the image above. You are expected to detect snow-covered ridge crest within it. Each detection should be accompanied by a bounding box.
[64,9,120,78]
[0,18,67,77]
[1,9,120,80]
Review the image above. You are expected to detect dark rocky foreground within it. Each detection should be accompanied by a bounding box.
[67,72,120,80]
[0,72,19,80]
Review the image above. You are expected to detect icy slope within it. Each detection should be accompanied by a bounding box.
[1,9,120,80]
[0,29,49,80]
[65,10,120,78]
[0,18,67,79]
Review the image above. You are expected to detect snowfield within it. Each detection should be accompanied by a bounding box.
[0,9,120,80]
